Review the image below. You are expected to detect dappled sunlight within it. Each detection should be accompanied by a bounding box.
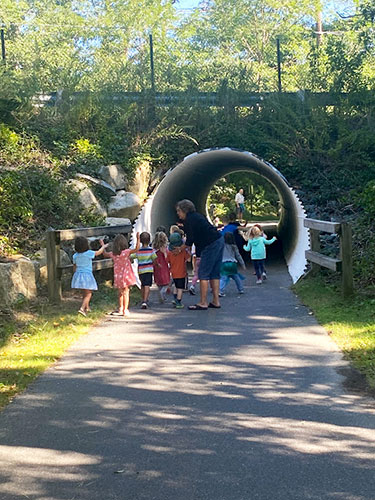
[142,444,214,456]
[0,445,100,498]
[235,415,375,460]
[1,266,375,499]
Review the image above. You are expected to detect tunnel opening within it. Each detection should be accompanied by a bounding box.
[206,170,280,225]
[134,148,309,282]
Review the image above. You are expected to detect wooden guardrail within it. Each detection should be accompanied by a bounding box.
[46,224,132,304]
[304,218,353,297]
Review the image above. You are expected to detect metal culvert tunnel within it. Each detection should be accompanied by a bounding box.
[134,148,309,282]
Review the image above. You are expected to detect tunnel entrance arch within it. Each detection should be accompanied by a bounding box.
[134,148,309,282]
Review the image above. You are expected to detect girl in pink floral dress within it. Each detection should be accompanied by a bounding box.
[104,232,140,316]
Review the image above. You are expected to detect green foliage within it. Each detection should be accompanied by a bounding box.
[350,180,375,288]
[0,130,106,255]
[67,138,103,176]
[0,124,19,152]
[359,180,375,218]
[0,1,369,95]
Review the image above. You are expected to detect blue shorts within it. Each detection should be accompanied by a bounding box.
[198,236,224,281]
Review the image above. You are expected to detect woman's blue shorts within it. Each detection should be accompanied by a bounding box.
[198,236,224,280]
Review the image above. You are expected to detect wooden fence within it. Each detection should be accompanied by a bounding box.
[304,218,353,297]
[46,224,132,304]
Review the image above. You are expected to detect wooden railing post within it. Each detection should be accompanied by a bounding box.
[46,229,62,304]
[309,228,320,275]
[304,218,354,297]
[340,222,353,297]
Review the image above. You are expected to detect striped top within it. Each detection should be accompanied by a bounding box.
[136,247,157,274]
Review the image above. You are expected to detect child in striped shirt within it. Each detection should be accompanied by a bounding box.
[136,232,157,309]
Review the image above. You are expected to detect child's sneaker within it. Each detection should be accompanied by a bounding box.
[172,298,177,306]
[262,272,267,280]
[189,285,196,295]
[219,292,226,297]
[175,302,184,309]
[256,279,262,284]
[141,302,148,309]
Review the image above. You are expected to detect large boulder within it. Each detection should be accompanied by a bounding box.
[75,173,116,197]
[99,165,127,190]
[127,160,151,200]
[33,249,72,291]
[107,191,141,220]
[67,179,107,217]
[0,258,37,306]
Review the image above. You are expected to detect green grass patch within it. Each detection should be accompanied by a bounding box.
[0,285,141,409]
[294,275,375,390]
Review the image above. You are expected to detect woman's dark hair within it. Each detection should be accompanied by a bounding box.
[224,232,235,245]
[176,199,196,214]
[74,236,89,253]
[113,234,128,255]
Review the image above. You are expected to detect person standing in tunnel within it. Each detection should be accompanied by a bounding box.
[176,199,224,310]
[235,188,245,220]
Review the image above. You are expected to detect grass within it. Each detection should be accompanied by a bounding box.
[0,284,140,409]
[294,274,375,391]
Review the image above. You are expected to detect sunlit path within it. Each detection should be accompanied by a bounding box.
[0,262,374,500]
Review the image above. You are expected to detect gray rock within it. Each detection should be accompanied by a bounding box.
[127,160,151,200]
[67,179,107,217]
[99,165,127,190]
[0,259,37,306]
[107,192,141,220]
[75,173,117,196]
[105,217,132,227]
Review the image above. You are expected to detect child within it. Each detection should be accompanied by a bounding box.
[103,232,140,317]
[252,223,267,275]
[243,226,276,284]
[71,236,108,316]
[136,232,157,309]
[219,232,246,296]
[169,224,187,290]
[153,231,171,303]
[189,243,200,296]
[170,224,184,237]
[167,232,190,309]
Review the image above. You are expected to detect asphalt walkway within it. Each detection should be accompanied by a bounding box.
[0,262,374,500]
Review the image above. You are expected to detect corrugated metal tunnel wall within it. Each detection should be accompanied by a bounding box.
[134,148,309,282]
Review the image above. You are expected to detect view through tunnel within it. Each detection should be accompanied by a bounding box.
[134,148,309,282]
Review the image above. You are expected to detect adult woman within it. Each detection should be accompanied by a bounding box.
[176,199,224,310]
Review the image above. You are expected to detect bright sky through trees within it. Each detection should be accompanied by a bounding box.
[175,0,355,17]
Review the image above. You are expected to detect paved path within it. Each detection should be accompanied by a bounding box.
[0,262,375,500]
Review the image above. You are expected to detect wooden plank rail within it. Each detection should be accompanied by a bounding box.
[57,259,114,278]
[305,250,341,272]
[304,218,341,234]
[56,224,132,242]
[46,224,132,303]
[303,218,353,297]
